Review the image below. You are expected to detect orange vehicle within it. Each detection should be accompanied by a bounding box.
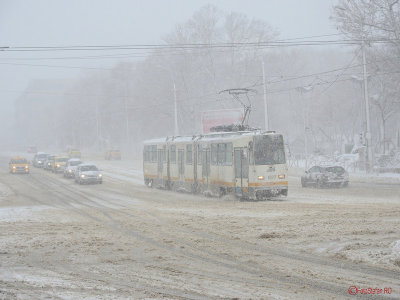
[9,157,30,174]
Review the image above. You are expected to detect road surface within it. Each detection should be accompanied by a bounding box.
[0,156,399,299]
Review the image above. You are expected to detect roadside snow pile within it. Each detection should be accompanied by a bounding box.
[392,240,400,259]
[0,206,50,222]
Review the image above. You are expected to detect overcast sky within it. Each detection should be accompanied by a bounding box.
[0,0,338,136]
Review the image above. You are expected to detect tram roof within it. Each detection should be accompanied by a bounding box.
[143,130,279,145]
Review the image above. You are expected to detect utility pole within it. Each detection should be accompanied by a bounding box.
[262,59,269,131]
[95,97,100,149]
[173,82,178,136]
[362,41,373,172]
[124,96,129,148]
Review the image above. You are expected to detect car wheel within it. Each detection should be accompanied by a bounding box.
[301,178,306,187]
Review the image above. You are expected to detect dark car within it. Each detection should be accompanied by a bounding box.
[33,152,49,168]
[43,155,55,171]
[301,165,349,188]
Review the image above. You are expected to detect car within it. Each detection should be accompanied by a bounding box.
[43,155,55,171]
[32,152,49,168]
[105,150,121,160]
[75,163,103,184]
[9,157,30,174]
[27,146,37,153]
[301,165,349,188]
[51,156,69,173]
[64,158,83,178]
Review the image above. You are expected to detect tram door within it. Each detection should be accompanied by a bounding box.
[157,149,164,185]
[234,148,249,196]
[202,148,210,187]
[178,149,185,182]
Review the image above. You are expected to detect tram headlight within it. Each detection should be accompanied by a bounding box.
[278,174,285,179]
[257,175,264,180]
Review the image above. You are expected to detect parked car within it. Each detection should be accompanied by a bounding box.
[64,158,83,178]
[9,157,29,174]
[32,152,49,168]
[43,155,55,171]
[105,150,121,160]
[75,163,103,184]
[301,165,349,188]
[51,156,69,173]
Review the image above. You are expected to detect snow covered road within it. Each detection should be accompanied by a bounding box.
[0,155,399,299]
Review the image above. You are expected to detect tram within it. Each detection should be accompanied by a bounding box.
[143,129,288,200]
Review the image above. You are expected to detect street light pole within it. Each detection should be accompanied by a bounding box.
[173,82,179,136]
[261,59,269,131]
[362,42,373,172]
[296,85,313,170]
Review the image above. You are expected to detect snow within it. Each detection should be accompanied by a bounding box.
[0,206,51,222]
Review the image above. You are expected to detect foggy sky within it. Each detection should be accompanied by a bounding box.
[0,0,337,143]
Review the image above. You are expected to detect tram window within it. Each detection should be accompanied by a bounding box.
[211,144,217,165]
[254,135,286,165]
[151,145,157,162]
[186,144,193,164]
[163,145,166,162]
[197,144,202,165]
[217,143,226,164]
[143,146,147,162]
[170,145,176,163]
[248,141,254,165]
[225,143,233,165]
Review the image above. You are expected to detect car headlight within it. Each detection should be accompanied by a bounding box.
[257,175,264,180]
[56,164,60,167]
[278,174,285,179]
[12,166,16,169]
[81,174,85,178]
[68,169,72,173]
[98,174,103,178]
[25,166,29,169]
[38,160,42,163]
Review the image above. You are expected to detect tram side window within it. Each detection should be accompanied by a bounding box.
[211,144,218,165]
[217,143,226,164]
[197,144,202,165]
[143,146,149,162]
[225,143,232,165]
[170,145,176,163]
[151,145,157,162]
[186,144,193,164]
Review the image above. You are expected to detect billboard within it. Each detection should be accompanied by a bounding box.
[201,109,243,133]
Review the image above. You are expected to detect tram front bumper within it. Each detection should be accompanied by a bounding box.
[248,184,288,199]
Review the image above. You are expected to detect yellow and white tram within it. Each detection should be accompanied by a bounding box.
[143,130,288,200]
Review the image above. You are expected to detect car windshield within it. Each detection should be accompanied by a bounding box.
[81,165,98,172]
[37,154,48,159]
[254,135,286,165]
[11,159,27,164]
[70,161,82,166]
[56,158,69,162]
[325,166,345,174]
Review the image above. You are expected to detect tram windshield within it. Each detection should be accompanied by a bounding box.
[254,135,286,165]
